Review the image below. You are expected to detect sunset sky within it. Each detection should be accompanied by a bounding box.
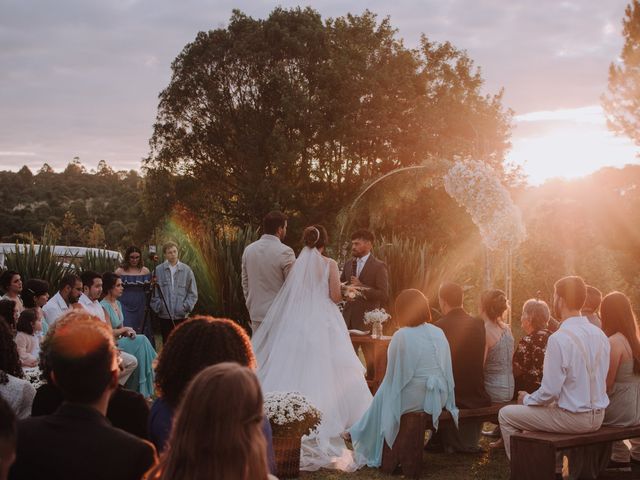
[1,0,638,184]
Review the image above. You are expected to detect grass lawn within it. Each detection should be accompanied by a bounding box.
[300,437,510,480]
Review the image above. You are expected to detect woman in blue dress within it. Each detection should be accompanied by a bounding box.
[349,289,458,467]
[101,272,157,398]
[116,246,153,344]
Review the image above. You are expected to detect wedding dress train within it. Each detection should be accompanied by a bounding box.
[253,247,373,471]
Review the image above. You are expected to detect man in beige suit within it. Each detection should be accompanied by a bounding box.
[242,211,296,334]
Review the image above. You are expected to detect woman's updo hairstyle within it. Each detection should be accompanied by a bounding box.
[481,289,508,322]
[302,225,328,249]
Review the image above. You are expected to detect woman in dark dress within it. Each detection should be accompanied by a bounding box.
[116,246,153,343]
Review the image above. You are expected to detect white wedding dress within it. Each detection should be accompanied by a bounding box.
[253,246,373,472]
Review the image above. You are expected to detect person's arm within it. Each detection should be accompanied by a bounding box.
[241,250,249,300]
[183,267,198,313]
[523,335,565,406]
[606,336,622,392]
[328,260,342,304]
[281,247,296,279]
[15,335,37,367]
[362,261,389,303]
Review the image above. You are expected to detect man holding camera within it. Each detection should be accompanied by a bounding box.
[150,241,198,342]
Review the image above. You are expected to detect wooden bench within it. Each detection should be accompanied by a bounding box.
[381,402,512,478]
[510,425,640,480]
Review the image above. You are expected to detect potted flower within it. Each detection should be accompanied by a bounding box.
[264,391,322,478]
[364,308,391,339]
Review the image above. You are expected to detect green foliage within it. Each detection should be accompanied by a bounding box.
[5,240,75,293]
[157,221,258,330]
[81,250,121,274]
[603,0,640,145]
[0,161,147,249]
[144,7,511,232]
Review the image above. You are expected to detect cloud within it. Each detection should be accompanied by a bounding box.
[0,0,635,179]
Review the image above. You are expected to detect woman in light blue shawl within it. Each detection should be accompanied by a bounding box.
[349,289,458,467]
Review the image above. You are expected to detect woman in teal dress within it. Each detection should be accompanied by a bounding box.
[349,289,458,467]
[101,272,156,398]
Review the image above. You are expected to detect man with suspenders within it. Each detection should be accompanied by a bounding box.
[499,276,610,471]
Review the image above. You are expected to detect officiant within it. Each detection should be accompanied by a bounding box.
[341,229,389,331]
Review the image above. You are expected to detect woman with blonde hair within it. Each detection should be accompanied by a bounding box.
[145,362,277,480]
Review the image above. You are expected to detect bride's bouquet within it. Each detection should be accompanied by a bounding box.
[340,283,364,301]
[264,391,322,437]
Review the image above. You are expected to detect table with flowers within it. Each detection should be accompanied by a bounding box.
[349,333,392,395]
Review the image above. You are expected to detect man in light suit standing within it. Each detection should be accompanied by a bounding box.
[242,211,295,334]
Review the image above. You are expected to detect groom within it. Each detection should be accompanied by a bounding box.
[242,210,296,334]
[341,229,389,331]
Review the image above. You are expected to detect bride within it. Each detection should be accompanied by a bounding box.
[252,225,373,472]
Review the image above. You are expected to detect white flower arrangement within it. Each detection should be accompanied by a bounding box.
[264,391,322,437]
[364,308,391,325]
[23,366,44,390]
[443,160,526,251]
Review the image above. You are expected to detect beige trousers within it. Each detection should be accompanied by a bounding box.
[118,350,138,385]
[611,438,640,463]
[498,404,604,460]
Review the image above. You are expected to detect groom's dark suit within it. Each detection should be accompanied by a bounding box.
[340,254,389,330]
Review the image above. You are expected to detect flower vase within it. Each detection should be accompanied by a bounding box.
[371,321,383,339]
[272,435,302,478]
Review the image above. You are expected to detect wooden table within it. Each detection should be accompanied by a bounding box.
[349,333,392,394]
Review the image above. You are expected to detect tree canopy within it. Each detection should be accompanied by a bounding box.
[603,0,640,145]
[144,7,512,231]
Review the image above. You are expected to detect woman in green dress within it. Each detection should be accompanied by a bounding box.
[101,272,157,398]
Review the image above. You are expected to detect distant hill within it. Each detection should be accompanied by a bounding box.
[0,161,148,249]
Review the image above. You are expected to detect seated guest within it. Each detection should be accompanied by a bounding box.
[41,274,82,327]
[513,298,552,394]
[150,316,275,473]
[499,276,609,469]
[9,311,156,479]
[481,289,514,403]
[0,322,34,420]
[434,282,490,453]
[14,310,41,368]
[0,272,23,315]
[79,271,138,385]
[31,314,150,439]
[21,279,49,337]
[101,272,156,398]
[0,301,17,331]
[583,285,603,329]
[349,289,457,466]
[0,396,16,480]
[601,292,640,469]
[145,363,277,480]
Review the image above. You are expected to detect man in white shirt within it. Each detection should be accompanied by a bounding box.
[499,276,610,461]
[242,211,295,333]
[78,271,137,385]
[42,274,83,327]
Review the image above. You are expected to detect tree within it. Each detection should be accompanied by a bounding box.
[144,7,512,230]
[603,0,640,145]
[61,211,83,245]
[85,222,106,247]
[38,163,54,175]
[96,159,115,176]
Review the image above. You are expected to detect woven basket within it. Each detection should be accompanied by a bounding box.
[272,435,302,478]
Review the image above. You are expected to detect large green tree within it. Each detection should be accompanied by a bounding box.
[603,0,640,145]
[144,7,512,231]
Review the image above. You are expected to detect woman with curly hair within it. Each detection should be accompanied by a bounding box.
[149,316,275,473]
[0,300,17,331]
[146,363,276,480]
[0,320,34,419]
